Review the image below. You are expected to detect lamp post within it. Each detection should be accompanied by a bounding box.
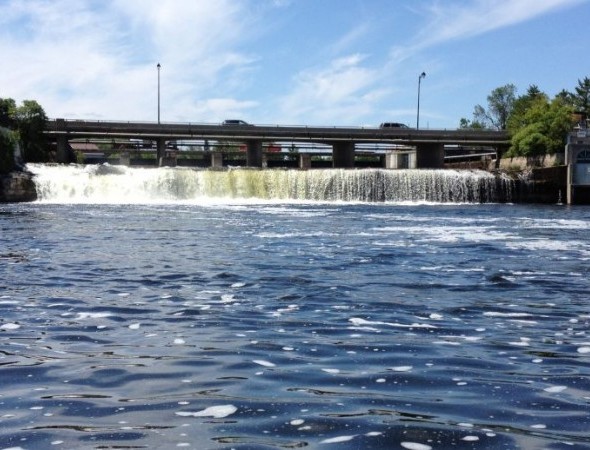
[157,63,161,124]
[416,71,426,129]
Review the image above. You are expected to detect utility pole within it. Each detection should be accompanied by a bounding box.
[157,63,161,124]
[417,72,426,129]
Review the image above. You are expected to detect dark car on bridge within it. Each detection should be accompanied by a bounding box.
[379,122,410,129]
[222,119,251,126]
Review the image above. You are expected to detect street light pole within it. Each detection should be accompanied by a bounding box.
[417,71,426,129]
[157,63,161,124]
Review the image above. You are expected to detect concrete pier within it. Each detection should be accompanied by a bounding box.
[416,143,445,168]
[246,140,263,167]
[332,142,355,168]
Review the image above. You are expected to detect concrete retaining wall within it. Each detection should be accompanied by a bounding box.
[498,153,565,171]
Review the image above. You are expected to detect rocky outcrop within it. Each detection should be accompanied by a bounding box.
[0,171,37,202]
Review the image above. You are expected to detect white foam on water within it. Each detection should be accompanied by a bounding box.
[320,435,357,444]
[457,422,474,427]
[0,323,20,330]
[401,442,432,450]
[75,312,112,320]
[390,366,413,372]
[432,340,461,346]
[508,340,530,347]
[506,239,589,255]
[0,300,19,305]
[520,218,590,230]
[175,404,237,418]
[577,346,590,353]
[484,312,533,317]
[543,385,567,393]
[349,317,436,329]
[253,359,276,367]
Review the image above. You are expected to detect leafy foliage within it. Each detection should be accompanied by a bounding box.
[0,98,17,128]
[507,96,574,157]
[0,128,16,173]
[573,77,590,116]
[14,100,48,162]
[473,84,517,130]
[0,97,50,167]
[462,79,586,157]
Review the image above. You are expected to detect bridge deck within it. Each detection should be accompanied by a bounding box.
[46,119,510,146]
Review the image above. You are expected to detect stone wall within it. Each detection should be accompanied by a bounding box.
[0,171,37,203]
[497,153,565,171]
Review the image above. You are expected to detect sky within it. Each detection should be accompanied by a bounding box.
[1,0,589,129]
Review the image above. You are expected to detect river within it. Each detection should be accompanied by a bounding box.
[0,164,588,449]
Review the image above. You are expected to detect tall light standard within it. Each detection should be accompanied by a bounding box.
[157,63,161,124]
[416,71,426,129]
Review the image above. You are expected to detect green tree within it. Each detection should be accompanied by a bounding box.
[507,85,549,132]
[0,128,16,173]
[472,84,517,130]
[572,76,590,116]
[555,89,575,107]
[458,117,485,129]
[0,98,17,128]
[14,100,48,162]
[507,96,574,156]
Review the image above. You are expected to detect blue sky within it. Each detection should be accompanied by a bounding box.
[1,0,588,128]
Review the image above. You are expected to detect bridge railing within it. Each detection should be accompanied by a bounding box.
[48,117,493,132]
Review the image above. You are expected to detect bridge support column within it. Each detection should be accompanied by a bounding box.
[211,152,223,168]
[56,135,70,163]
[120,152,131,166]
[299,154,311,169]
[415,143,445,168]
[385,151,416,169]
[332,142,355,168]
[156,138,166,166]
[246,140,263,167]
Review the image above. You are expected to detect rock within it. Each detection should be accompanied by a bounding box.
[0,171,37,202]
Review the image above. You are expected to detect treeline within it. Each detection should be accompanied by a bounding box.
[460,77,590,157]
[0,98,48,173]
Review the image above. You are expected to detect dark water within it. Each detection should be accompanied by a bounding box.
[1,200,590,449]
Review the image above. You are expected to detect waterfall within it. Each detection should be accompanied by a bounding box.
[27,164,516,204]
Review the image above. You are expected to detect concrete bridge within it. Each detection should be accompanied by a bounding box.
[45,118,510,168]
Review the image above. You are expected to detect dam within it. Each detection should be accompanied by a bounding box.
[28,164,520,204]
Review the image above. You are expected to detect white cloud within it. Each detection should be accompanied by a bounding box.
[1,0,586,127]
[278,54,385,124]
[193,98,259,122]
[0,0,258,121]
[395,0,586,58]
[427,0,582,43]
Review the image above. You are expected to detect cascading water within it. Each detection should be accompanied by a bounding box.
[27,164,517,204]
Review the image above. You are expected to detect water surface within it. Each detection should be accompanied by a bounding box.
[1,169,589,449]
